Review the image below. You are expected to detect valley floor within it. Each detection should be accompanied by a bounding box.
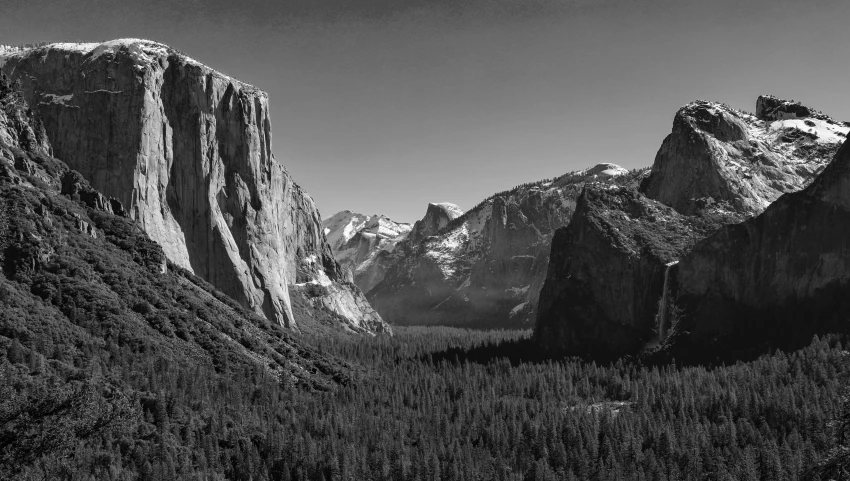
[295,327,850,481]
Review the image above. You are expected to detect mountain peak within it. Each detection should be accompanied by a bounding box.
[643,96,846,216]
[427,202,464,219]
[407,202,464,243]
[583,163,628,178]
[754,94,841,124]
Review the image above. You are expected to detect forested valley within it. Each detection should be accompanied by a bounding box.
[3,319,850,479]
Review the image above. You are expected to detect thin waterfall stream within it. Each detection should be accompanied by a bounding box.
[656,261,678,343]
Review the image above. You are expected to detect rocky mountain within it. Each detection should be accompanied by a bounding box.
[365,163,633,328]
[642,98,846,216]
[321,211,411,293]
[669,138,850,360]
[536,96,846,357]
[406,202,465,244]
[534,186,732,356]
[0,39,388,334]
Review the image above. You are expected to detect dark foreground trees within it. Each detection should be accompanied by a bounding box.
[2,322,849,480]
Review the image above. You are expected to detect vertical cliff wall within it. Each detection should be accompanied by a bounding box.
[1,40,388,333]
[534,187,714,357]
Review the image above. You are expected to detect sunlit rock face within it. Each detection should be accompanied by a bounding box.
[1,39,389,333]
[642,99,844,216]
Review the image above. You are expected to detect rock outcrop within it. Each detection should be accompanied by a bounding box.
[534,185,728,356]
[642,100,844,216]
[367,164,634,328]
[670,138,850,359]
[1,40,388,333]
[407,202,464,244]
[321,211,411,293]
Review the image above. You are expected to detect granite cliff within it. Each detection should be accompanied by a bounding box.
[534,186,729,357]
[642,99,845,216]
[536,97,845,357]
[0,71,349,389]
[1,39,388,333]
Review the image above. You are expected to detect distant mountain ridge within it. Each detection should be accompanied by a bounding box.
[321,211,412,293]
[324,163,637,328]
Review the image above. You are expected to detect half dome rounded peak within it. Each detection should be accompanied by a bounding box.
[427,202,464,220]
[586,163,628,177]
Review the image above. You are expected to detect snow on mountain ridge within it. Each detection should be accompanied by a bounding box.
[640,97,846,218]
[322,211,412,289]
[430,202,464,220]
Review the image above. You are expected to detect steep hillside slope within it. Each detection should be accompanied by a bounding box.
[0,39,388,334]
[367,163,635,328]
[0,73,352,477]
[536,96,844,357]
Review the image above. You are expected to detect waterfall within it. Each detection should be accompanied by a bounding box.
[656,261,678,343]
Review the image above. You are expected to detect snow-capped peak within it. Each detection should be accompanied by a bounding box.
[580,163,628,178]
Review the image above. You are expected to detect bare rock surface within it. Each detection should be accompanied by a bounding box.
[407,202,464,244]
[1,40,388,333]
[534,184,732,357]
[642,99,844,216]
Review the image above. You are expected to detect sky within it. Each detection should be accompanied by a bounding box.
[2,0,850,223]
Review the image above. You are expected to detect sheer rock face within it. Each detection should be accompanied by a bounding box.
[642,99,844,216]
[672,140,850,357]
[366,165,631,328]
[534,186,723,357]
[1,40,388,333]
[407,202,464,244]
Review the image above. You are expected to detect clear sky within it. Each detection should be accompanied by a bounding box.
[3,0,850,223]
